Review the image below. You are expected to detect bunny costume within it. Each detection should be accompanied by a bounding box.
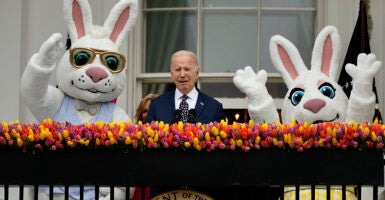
[234,26,382,199]
[20,0,138,199]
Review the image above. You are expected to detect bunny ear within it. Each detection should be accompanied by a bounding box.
[270,35,308,87]
[103,0,138,47]
[310,25,341,80]
[63,0,93,42]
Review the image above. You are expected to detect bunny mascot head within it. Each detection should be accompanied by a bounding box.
[21,0,138,125]
[21,1,137,199]
[233,25,382,124]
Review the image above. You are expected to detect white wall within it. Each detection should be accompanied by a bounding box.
[0,0,22,122]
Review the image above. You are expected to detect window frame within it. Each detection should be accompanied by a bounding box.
[126,0,327,118]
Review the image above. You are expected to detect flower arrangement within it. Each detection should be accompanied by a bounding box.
[0,119,384,153]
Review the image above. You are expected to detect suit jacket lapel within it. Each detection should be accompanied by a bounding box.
[195,92,205,119]
[168,91,176,119]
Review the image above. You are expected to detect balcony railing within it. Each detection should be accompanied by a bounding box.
[0,149,383,200]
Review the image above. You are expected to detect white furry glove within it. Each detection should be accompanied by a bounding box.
[346,53,382,82]
[345,53,383,123]
[233,66,270,100]
[36,33,64,68]
[346,53,382,96]
[233,66,279,123]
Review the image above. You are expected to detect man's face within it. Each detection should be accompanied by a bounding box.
[170,53,199,95]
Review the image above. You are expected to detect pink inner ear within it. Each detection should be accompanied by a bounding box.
[73,0,85,38]
[278,45,298,80]
[110,7,130,43]
[321,36,332,76]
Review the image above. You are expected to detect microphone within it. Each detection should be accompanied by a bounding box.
[172,109,182,123]
[187,109,196,123]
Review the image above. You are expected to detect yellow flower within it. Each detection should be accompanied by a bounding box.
[137,131,142,139]
[193,137,200,145]
[178,121,183,130]
[17,124,22,132]
[67,140,74,147]
[318,138,324,147]
[221,120,228,126]
[290,119,297,127]
[211,126,218,136]
[371,132,377,141]
[194,144,202,151]
[262,123,268,130]
[17,138,23,147]
[125,136,132,145]
[232,122,238,129]
[184,141,191,148]
[236,139,243,147]
[216,136,221,142]
[164,124,169,132]
[96,121,104,130]
[205,132,211,141]
[85,121,91,128]
[273,138,278,146]
[248,120,254,127]
[27,133,34,142]
[63,130,69,138]
[159,121,164,129]
[147,127,154,137]
[5,133,11,140]
[107,131,113,139]
[220,131,227,139]
[2,122,8,132]
[11,129,20,138]
[154,133,159,142]
[255,136,261,144]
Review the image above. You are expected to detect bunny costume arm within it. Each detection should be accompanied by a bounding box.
[345,53,382,123]
[20,34,65,122]
[233,67,280,123]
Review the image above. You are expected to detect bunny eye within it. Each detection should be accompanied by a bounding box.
[319,83,336,99]
[103,55,120,71]
[289,88,304,106]
[74,51,92,66]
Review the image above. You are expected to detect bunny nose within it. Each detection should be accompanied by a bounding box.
[86,67,108,83]
[303,99,326,113]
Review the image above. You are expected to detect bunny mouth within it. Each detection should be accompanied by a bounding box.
[72,81,113,94]
[73,85,108,94]
[312,114,339,124]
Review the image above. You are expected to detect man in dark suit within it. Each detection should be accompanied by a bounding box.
[146,50,224,124]
[145,50,226,199]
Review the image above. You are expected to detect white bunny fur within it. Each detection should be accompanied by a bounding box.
[20,0,138,199]
[234,25,382,124]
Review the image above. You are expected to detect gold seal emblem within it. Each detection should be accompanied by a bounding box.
[151,189,214,200]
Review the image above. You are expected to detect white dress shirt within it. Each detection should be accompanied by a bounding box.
[174,88,198,110]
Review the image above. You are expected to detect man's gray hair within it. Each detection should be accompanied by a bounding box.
[170,50,200,69]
